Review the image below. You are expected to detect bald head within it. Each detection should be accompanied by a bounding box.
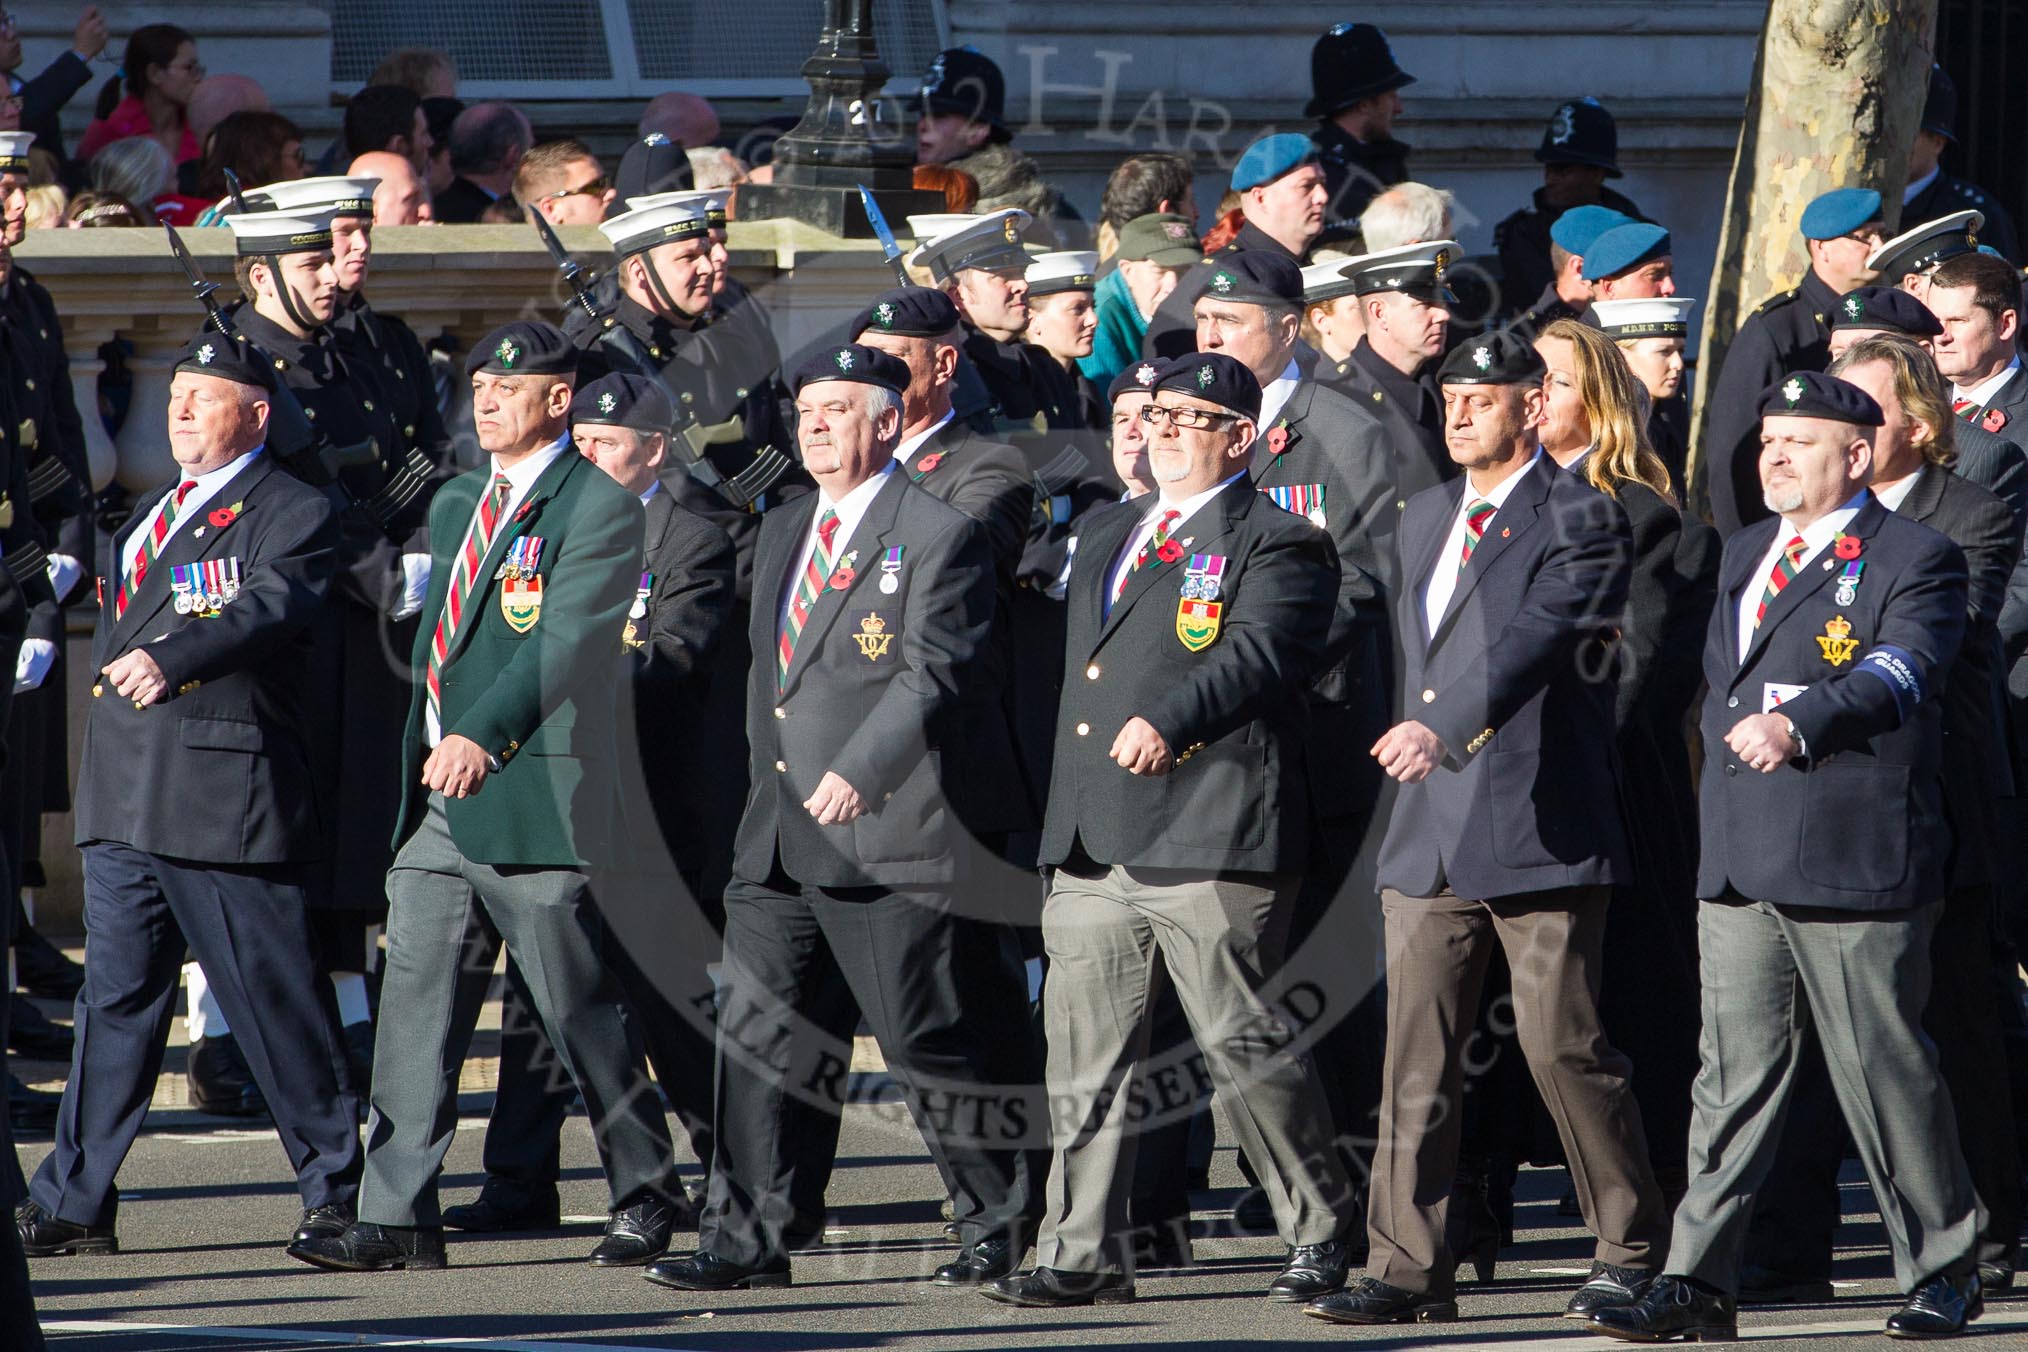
[351,151,430,225]
[188,75,271,145]
[638,93,720,150]
[449,101,532,177]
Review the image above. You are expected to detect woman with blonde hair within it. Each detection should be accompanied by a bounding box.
[1594,296,1697,495]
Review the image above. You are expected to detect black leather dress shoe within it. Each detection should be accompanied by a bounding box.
[1268,1239,1349,1302]
[589,1198,684,1267]
[16,1201,116,1257]
[9,995,73,1062]
[294,1202,356,1244]
[1737,1263,1834,1305]
[185,1033,267,1119]
[980,1267,1134,1307]
[1565,1261,1656,1318]
[934,1235,1024,1287]
[1885,1272,1981,1339]
[14,929,85,1000]
[1976,1260,2013,1293]
[642,1251,790,1291]
[1133,1224,1193,1272]
[1302,1277,1457,1325]
[440,1181,562,1233]
[8,1074,59,1131]
[287,1221,446,1271]
[1590,1275,1738,1342]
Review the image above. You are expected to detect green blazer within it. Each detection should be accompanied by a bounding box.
[393,446,646,867]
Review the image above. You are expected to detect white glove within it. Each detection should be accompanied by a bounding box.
[391,553,432,621]
[46,554,85,604]
[14,638,55,693]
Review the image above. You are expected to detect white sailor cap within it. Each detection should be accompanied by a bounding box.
[1301,251,1367,305]
[1865,209,1985,281]
[906,208,1033,281]
[904,212,978,241]
[1024,250,1098,297]
[1592,296,1698,339]
[0,132,34,174]
[224,212,334,256]
[244,175,380,218]
[632,188,731,227]
[597,199,711,258]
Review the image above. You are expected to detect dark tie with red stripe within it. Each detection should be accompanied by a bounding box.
[427,474,512,731]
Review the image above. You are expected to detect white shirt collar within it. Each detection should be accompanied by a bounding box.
[1464,449,1542,512]
[1903,165,1942,205]
[1257,357,1303,432]
[1872,473,1921,513]
[1151,469,1248,527]
[893,408,955,466]
[639,478,662,505]
[179,446,264,495]
[1955,356,2021,411]
[491,434,572,497]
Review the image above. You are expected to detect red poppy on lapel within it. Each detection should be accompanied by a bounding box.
[915,452,945,474]
[1984,407,2009,434]
[1834,534,1862,560]
[1266,426,1289,456]
[1156,538,1184,564]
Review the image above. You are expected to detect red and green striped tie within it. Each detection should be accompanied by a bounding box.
[115,479,196,619]
[1457,498,1496,574]
[427,474,511,730]
[1754,533,1807,628]
[778,508,840,687]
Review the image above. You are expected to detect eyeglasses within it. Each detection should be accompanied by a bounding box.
[1139,405,1240,430]
[1842,230,1886,248]
[540,174,609,203]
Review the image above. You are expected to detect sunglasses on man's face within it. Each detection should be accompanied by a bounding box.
[541,175,609,203]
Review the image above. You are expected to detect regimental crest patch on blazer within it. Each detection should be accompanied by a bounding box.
[853,611,894,660]
[1817,613,1858,666]
[1176,597,1223,652]
[501,574,543,633]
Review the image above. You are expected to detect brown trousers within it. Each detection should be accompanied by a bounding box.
[1365,886,1667,1296]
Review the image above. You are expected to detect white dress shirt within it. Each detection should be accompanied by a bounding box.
[1872,473,1921,514]
[1734,491,1867,660]
[893,409,955,467]
[1954,356,2022,413]
[426,435,572,744]
[1422,451,1540,638]
[1257,357,1302,433]
[1105,471,1245,607]
[119,448,264,583]
[778,462,895,632]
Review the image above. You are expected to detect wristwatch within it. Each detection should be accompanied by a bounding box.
[1782,715,1806,760]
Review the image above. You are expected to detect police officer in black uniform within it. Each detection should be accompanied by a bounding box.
[1493,100,1649,318]
[1905,65,2018,265]
[1704,187,1886,537]
[1304,22,1415,243]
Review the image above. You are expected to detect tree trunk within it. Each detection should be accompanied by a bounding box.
[1687,0,1937,515]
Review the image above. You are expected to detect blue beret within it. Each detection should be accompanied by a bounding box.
[1831,286,1941,338]
[570,372,674,432]
[850,286,961,340]
[1758,370,1884,426]
[1438,330,1547,386]
[1580,222,1671,281]
[1107,358,1168,406]
[792,343,912,399]
[1231,133,1319,192]
[1152,352,1263,422]
[466,321,578,377]
[1798,187,1882,241]
[1198,250,1304,308]
[1549,205,1634,256]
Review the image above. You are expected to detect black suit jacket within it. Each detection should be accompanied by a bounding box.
[1321,340,1452,504]
[614,486,737,882]
[74,456,338,864]
[1039,476,1338,873]
[1895,465,2018,889]
[733,468,994,890]
[1253,379,1395,822]
[432,176,500,224]
[1704,269,1841,536]
[13,52,91,163]
[1697,495,1967,910]
[1375,455,1634,900]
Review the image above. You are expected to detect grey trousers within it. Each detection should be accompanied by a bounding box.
[1036,863,1356,1274]
[1366,887,1667,1297]
[1668,896,1980,1294]
[359,793,678,1227]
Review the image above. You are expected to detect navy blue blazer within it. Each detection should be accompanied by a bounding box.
[1696,493,1967,911]
[1374,453,1633,901]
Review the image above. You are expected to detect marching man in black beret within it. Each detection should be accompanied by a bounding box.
[986,352,1358,1311]
[1593,372,1983,1343]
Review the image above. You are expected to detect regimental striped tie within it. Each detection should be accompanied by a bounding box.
[115,480,196,619]
[778,508,840,688]
[426,474,511,731]
[1754,533,1808,629]
[1457,498,1497,574]
[1952,396,1975,422]
[1111,507,1181,609]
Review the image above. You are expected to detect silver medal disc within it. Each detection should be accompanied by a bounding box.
[879,574,899,594]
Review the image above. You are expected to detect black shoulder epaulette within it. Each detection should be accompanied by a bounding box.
[1749,288,1801,318]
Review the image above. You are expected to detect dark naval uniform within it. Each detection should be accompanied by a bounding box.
[1703,270,1842,537]
[1492,186,1645,323]
[1906,170,2019,266]
[1323,338,1452,501]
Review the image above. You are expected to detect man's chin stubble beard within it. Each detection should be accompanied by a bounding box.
[1763,486,1805,515]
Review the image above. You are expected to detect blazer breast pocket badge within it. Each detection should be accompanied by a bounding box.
[1176,553,1227,652]
[853,611,895,660]
[501,574,543,632]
